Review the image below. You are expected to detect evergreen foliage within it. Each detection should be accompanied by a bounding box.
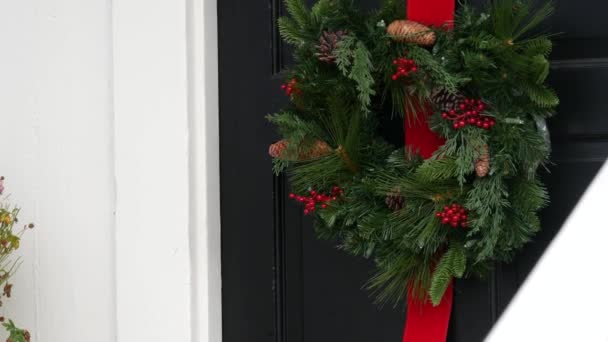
[269,0,557,306]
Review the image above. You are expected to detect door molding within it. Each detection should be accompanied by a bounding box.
[187,0,222,341]
[113,0,221,341]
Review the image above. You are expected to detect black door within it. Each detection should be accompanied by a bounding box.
[219,1,608,341]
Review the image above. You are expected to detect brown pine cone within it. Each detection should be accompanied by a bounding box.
[385,188,405,211]
[387,20,436,46]
[268,139,332,161]
[431,89,466,113]
[268,140,289,158]
[300,140,333,159]
[315,30,348,63]
[475,145,490,177]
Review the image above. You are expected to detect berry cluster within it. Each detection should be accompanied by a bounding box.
[441,98,496,130]
[289,186,343,215]
[436,203,468,228]
[281,78,302,96]
[391,57,417,81]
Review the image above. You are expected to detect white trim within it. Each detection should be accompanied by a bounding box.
[486,162,608,342]
[187,0,222,341]
[113,0,222,340]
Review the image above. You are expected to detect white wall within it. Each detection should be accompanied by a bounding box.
[0,0,220,341]
[0,0,116,341]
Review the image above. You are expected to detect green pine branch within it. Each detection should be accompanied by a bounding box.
[430,245,466,306]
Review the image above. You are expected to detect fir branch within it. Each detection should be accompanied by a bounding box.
[490,0,555,41]
[273,158,291,175]
[521,83,559,108]
[285,0,311,28]
[376,0,406,23]
[335,35,356,74]
[415,157,459,182]
[431,252,453,301]
[335,36,376,112]
[430,245,466,306]
[266,111,324,143]
[310,0,333,26]
[521,37,552,57]
[350,41,376,112]
[278,17,307,46]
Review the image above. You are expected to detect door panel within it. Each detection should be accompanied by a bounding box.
[219,1,608,341]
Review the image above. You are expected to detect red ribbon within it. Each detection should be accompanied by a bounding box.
[403,0,454,159]
[403,283,453,342]
[402,0,455,341]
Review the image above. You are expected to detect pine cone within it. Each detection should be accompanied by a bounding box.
[301,140,333,159]
[431,89,466,113]
[475,145,490,177]
[268,140,289,158]
[387,20,436,47]
[268,139,332,161]
[315,30,348,63]
[385,188,405,211]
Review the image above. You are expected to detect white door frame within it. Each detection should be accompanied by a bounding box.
[113,0,221,341]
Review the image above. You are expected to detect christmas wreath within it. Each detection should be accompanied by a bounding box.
[268,0,557,309]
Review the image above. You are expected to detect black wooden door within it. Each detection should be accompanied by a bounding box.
[219,1,608,341]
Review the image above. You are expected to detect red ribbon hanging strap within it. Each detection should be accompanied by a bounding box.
[402,1,455,341]
[403,283,453,342]
[403,0,455,158]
